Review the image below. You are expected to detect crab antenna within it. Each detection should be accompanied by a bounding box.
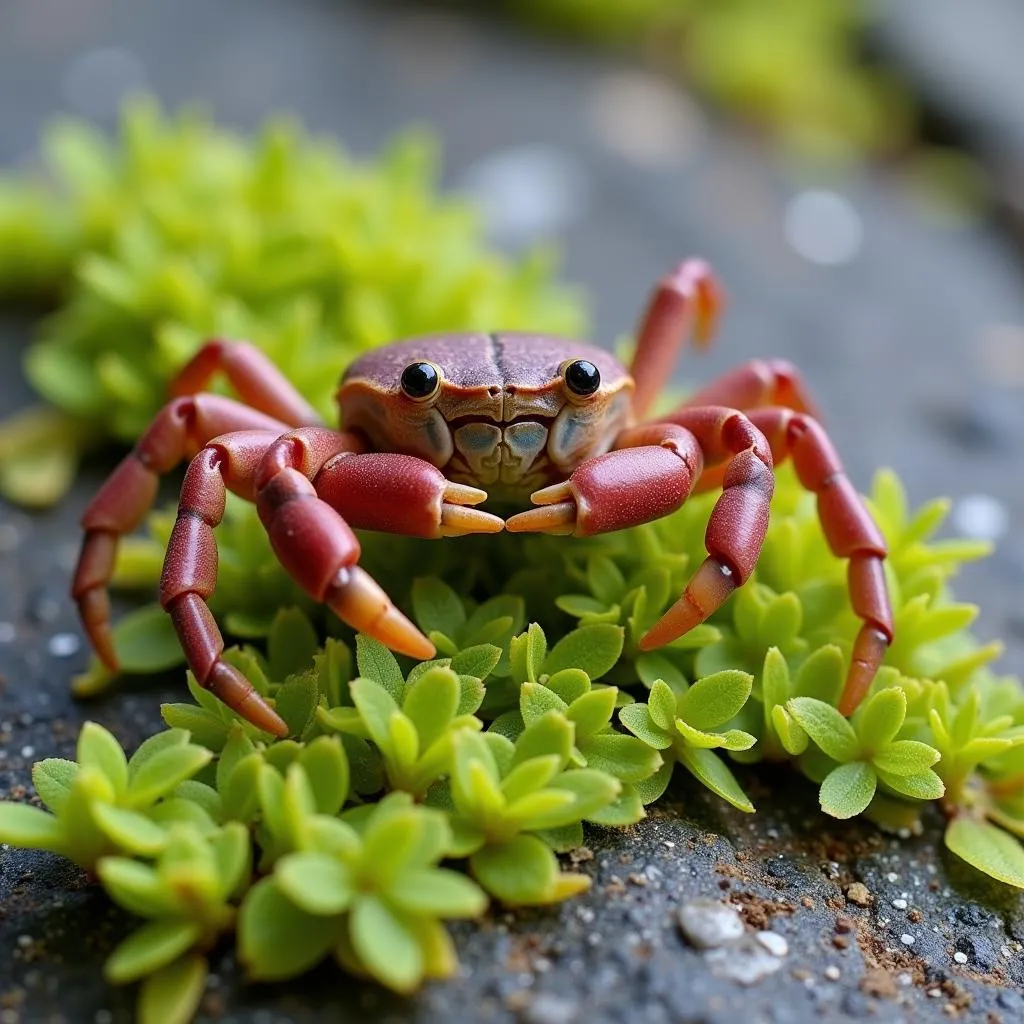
[629,259,724,421]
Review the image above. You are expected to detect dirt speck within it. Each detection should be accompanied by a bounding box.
[845,882,871,907]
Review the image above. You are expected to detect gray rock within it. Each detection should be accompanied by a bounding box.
[705,936,786,986]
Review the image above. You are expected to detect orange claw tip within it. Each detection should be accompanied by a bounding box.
[374,608,437,661]
[637,596,704,651]
[505,501,577,535]
[439,504,505,536]
[837,626,890,716]
[442,481,489,506]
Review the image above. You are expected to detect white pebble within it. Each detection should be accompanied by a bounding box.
[755,931,789,958]
[48,632,81,658]
[20,746,34,759]
[886,872,899,883]
[892,898,908,910]
[824,966,840,981]
[0,622,15,643]
[677,899,745,949]
[900,933,915,945]
[783,190,863,266]
[953,951,968,964]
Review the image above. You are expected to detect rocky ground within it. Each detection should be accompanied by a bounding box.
[3,0,1024,1021]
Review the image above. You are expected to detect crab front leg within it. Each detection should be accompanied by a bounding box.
[508,410,775,648]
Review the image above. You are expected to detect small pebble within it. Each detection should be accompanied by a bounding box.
[846,882,871,907]
[677,899,745,949]
[47,632,81,658]
[954,951,968,964]
[756,931,789,958]
[886,872,899,883]
[824,966,841,981]
[0,622,15,643]
[706,936,786,986]
[892,898,908,910]
[952,493,1009,542]
[783,190,863,266]
[522,993,578,1024]
[901,934,915,946]
[20,747,34,759]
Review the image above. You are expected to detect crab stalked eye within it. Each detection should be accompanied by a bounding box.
[400,361,441,401]
[563,359,601,397]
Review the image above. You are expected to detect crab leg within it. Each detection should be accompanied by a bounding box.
[72,397,291,671]
[169,339,324,427]
[159,430,292,736]
[682,358,823,421]
[741,408,892,715]
[630,259,725,420]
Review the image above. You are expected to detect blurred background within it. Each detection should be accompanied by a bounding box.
[2,0,1023,663]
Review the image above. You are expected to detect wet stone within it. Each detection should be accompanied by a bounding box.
[521,993,578,1024]
[677,899,746,949]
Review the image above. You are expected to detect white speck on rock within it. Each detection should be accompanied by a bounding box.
[523,993,578,1024]
[0,622,15,643]
[892,898,908,910]
[886,872,899,883]
[901,933,915,945]
[954,951,968,964]
[20,746,34,759]
[824,966,841,981]
[677,899,745,949]
[755,931,789,958]
[706,936,785,986]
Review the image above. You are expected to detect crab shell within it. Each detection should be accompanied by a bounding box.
[337,332,635,506]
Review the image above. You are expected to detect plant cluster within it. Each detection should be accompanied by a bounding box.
[0,99,583,506]
[503,0,912,164]
[4,465,1024,1021]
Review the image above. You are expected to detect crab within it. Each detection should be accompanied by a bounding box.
[72,260,892,738]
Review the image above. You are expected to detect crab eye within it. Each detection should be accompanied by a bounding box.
[563,359,601,397]
[400,361,441,401]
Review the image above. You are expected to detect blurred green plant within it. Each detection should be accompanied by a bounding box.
[0,98,583,507]
[503,0,912,164]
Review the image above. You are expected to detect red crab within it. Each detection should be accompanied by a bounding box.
[72,260,892,737]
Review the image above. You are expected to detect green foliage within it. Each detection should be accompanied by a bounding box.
[0,99,583,506]
[503,0,915,164]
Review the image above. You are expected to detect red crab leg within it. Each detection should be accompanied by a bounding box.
[159,430,292,736]
[630,259,725,421]
[72,398,291,671]
[170,339,324,427]
[742,408,892,716]
[682,358,823,421]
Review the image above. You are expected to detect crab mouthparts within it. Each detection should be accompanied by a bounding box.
[447,414,554,494]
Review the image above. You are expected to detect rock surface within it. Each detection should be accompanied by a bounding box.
[3,1,1024,1022]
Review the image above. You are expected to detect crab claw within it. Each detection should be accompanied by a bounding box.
[439,482,506,537]
[327,565,436,660]
[506,481,578,535]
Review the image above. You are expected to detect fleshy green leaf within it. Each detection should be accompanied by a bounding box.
[412,578,466,640]
[855,688,906,753]
[350,897,423,994]
[945,819,1024,888]
[277,852,354,915]
[138,955,207,1024]
[355,636,405,701]
[871,740,940,777]
[618,703,673,750]
[820,762,877,819]
[240,878,341,980]
[470,834,559,904]
[786,697,859,763]
[543,624,624,681]
[104,920,203,985]
[31,758,78,815]
[77,722,129,796]
[387,868,488,918]
[677,671,753,731]
[677,746,754,812]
